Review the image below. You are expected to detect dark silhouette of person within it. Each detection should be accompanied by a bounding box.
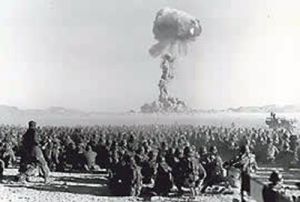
[18,121,50,183]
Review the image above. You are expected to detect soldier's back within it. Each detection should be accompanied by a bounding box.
[262,183,282,202]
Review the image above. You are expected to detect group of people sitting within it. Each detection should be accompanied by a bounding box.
[0,121,298,198]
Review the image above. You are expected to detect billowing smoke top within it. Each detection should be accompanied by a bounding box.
[141,8,201,113]
[149,7,201,57]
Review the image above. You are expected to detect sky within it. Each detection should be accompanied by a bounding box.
[1,0,300,112]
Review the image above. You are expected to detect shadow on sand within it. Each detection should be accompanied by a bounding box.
[4,175,112,197]
[55,176,107,184]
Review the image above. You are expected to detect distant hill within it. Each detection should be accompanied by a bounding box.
[226,104,300,113]
[0,105,89,125]
[0,104,299,125]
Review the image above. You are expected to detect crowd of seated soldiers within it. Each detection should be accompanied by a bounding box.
[0,124,299,196]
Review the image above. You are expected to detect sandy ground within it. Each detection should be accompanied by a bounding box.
[3,166,300,202]
[0,168,241,202]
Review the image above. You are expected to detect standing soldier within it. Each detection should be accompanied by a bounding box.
[228,145,257,201]
[18,121,50,183]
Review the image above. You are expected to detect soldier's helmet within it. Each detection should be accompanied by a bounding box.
[269,170,283,183]
[266,137,273,144]
[123,154,132,164]
[175,148,183,158]
[283,142,290,150]
[199,146,207,155]
[240,145,250,154]
[184,146,193,157]
[157,155,166,163]
[148,150,156,159]
[209,146,218,154]
[86,145,92,151]
[28,120,36,128]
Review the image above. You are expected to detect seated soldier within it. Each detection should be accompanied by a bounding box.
[294,141,300,164]
[134,146,146,167]
[49,140,61,171]
[141,150,157,185]
[1,142,16,168]
[172,148,184,192]
[201,146,225,192]
[198,146,209,172]
[153,156,173,196]
[0,159,4,179]
[265,138,279,163]
[276,142,294,170]
[262,170,292,202]
[180,146,206,196]
[165,147,176,168]
[41,137,53,168]
[73,143,86,170]
[83,145,99,171]
[119,154,142,196]
[65,142,77,170]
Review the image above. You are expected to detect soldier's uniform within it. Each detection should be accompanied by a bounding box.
[83,145,99,171]
[1,142,16,168]
[294,143,300,163]
[134,147,146,167]
[198,146,209,171]
[172,148,184,192]
[74,143,86,170]
[0,159,4,179]
[42,139,53,169]
[265,139,279,163]
[119,155,142,196]
[141,151,157,184]
[202,146,225,192]
[229,145,257,200]
[262,170,292,202]
[95,138,106,168]
[18,121,50,183]
[276,142,294,170]
[154,156,173,196]
[180,146,206,196]
[49,140,61,171]
[65,142,77,170]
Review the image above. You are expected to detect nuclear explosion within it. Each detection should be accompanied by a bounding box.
[141,7,201,113]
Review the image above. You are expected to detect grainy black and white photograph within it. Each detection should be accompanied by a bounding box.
[1,0,300,201]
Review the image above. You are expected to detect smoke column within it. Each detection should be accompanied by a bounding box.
[141,8,201,113]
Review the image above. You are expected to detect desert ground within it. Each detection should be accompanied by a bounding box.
[0,168,241,202]
[1,166,300,202]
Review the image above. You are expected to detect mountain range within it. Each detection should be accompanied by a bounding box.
[0,104,299,125]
